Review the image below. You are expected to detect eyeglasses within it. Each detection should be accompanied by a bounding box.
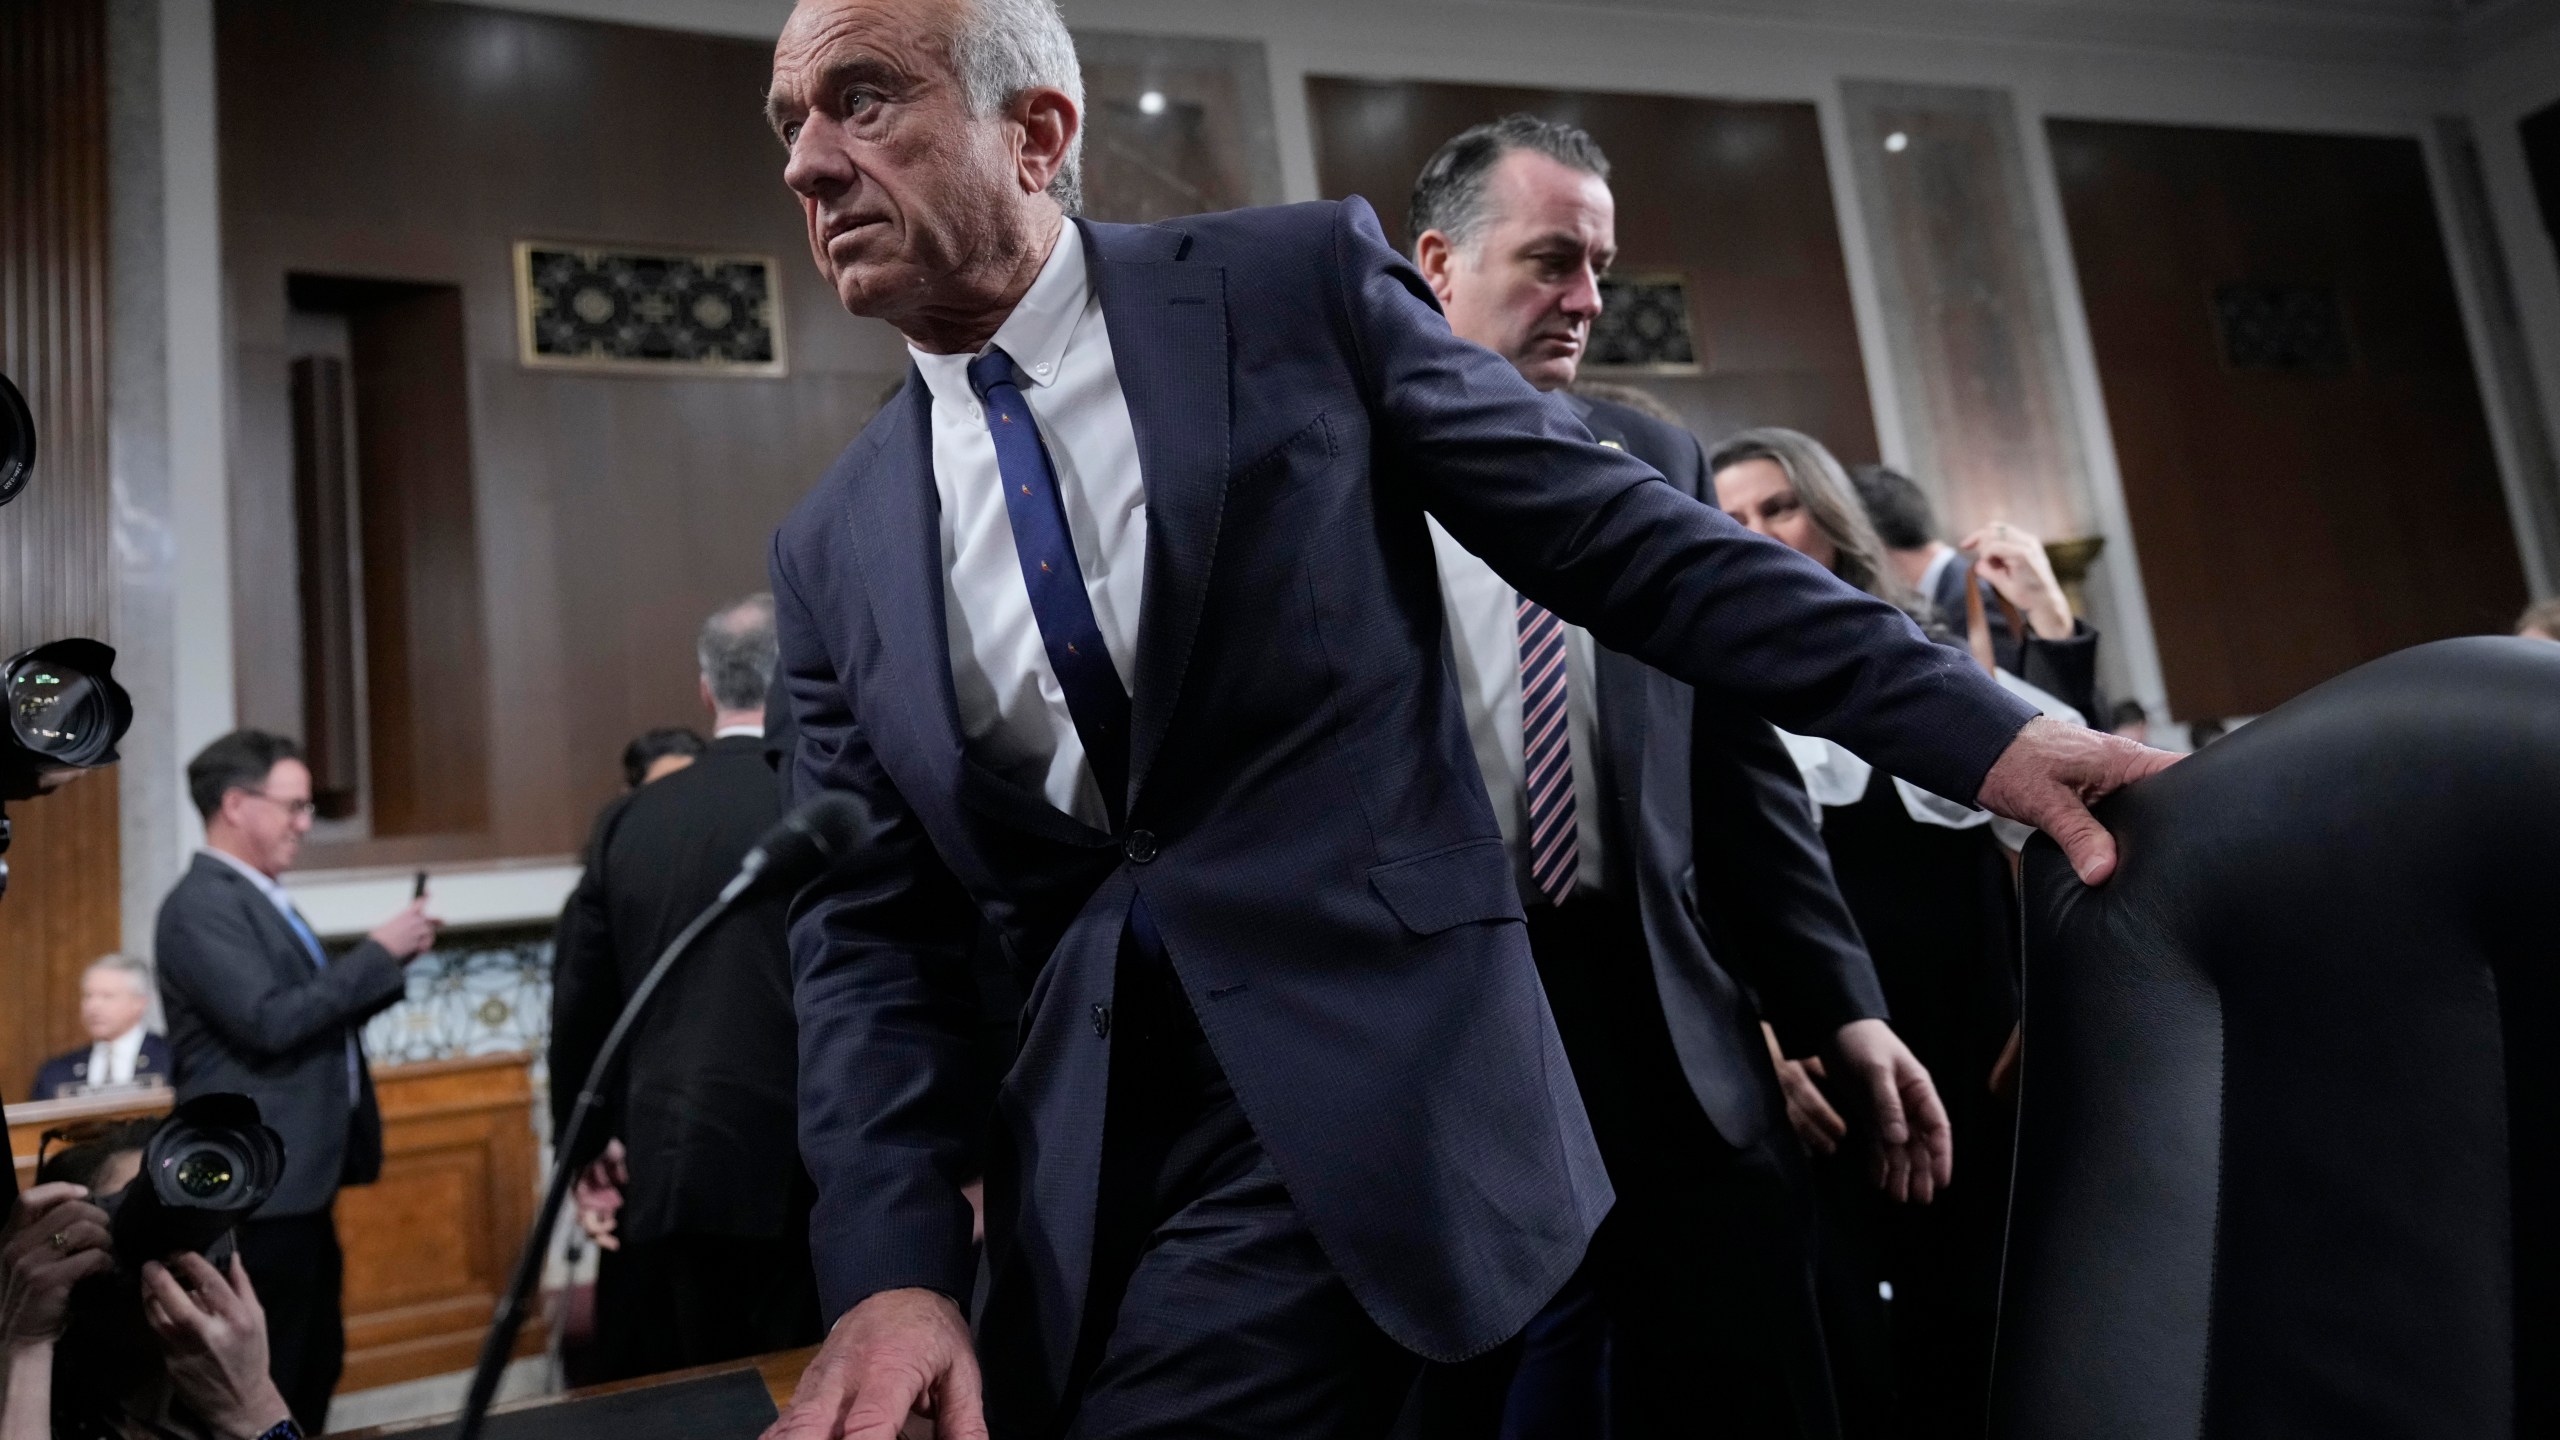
[238,789,318,821]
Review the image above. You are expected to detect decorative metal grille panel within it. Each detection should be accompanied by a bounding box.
[515,243,785,375]
[1587,274,1701,372]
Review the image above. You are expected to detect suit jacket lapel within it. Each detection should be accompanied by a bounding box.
[845,376,972,781]
[1081,220,1230,812]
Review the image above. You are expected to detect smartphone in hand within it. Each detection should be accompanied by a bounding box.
[412,870,429,902]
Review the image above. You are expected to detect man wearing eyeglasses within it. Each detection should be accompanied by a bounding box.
[154,728,441,1434]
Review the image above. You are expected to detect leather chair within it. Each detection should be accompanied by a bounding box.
[1992,637,2560,1438]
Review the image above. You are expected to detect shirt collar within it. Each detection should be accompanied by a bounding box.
[98,1024,146,1068]
[203,846,290,906]
[909,216,1086,411]
[713,724,765,739]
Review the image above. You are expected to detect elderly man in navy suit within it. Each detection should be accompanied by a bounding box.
[759,2,2177,1436]
[31,954,172,1099]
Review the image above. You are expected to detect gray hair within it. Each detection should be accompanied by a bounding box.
[84,952,154,993]
[1707,427,1912,610]
[951,0,1085,215]
[698,593,779,712]
[1410,114,1611,255]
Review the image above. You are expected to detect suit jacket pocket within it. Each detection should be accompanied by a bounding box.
[1225,411,1334,515]
[1369,838,1525,935]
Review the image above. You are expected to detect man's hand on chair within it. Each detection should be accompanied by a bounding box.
[763,1287,986,1440]
[1976,716,2180,885]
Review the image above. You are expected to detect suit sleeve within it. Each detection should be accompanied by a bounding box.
[771,527,984,1319]
[154,897,404,1062]
[546,817,621,1162]
[1325,199,2037,804]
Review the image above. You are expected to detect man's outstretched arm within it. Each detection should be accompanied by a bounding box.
[1325,196,2174,877]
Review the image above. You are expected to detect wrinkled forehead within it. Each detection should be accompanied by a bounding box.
[1483,150,1617,248]
[773,0,953,93]
[82,965,143,996]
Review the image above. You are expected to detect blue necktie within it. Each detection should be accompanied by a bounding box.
[284,904,363,1100]
[969,346,1131,830]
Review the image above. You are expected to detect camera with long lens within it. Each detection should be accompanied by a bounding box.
[0,372,133,901]
[107,1094,287,1269]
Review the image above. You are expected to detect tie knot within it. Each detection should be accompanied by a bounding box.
[967,346,1020,400]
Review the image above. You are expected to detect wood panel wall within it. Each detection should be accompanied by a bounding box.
[0,0,123,1104]
[219,0,908,871]
[2049,120,2527,719]
[1305,78,1880,462]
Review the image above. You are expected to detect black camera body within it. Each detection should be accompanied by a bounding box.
[107,1094,287,1269]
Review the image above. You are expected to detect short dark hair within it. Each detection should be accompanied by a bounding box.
[621,726,706,789]
[2107,698,2150,731]
[1850,464,1940,552]
[1410,114,1611,254]
[186,729,302,822]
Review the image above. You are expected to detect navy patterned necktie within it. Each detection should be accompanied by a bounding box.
[968,346,1131,829]
[1517,597,1579,905]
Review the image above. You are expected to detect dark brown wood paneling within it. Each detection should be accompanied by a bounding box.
[0,0,121,1103]
[1305,77,1879,460]
[348,287,492,838]
[2048,120,2527,719]
[219,0,904,870]
[292,355,363,818]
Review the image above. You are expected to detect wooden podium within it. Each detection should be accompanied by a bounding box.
[5,1051,546,1394]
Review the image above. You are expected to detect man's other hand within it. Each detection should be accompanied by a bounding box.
[1830,1019,1953,1204]
[1975,716,2179,885]
[368,897,442,960]
[763,1288,986,1440]
[572,1139,629,1251]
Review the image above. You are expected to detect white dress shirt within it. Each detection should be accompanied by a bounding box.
[909,219,1147,829]
[1428,518,1610,900]
[86,1023,147,1087]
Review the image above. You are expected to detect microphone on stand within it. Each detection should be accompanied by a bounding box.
[453,792,873,1440]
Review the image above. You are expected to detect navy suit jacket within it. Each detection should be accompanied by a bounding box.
[1565,392,1885,1145]
[771,197,2036,1422]
[31,1032,174,1101]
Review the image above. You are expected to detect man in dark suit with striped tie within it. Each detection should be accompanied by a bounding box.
[1404,115,1941,1439]
[155,729,439,1433]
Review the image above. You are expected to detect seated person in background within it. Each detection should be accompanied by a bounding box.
[2517,597,2560,643]
[549,593,820,1382]
[1851,462,2101,722]
[2187,717,2231,749]
[33,955,171,1100]
[5,1124,299,1440]
[620,726,705,790]
[2106,699,2151,744]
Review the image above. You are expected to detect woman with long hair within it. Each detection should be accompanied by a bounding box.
[1708,426,2095,1440]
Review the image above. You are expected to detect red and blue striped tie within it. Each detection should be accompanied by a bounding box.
[1517,597,1578,905]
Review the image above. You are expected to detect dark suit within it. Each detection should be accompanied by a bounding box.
[1924,556,2101,722]
[155,851,406,1431]
[772,197,2037,1434]
[31,1031,174,1099]
[550,734,821,1377]
[1412,394,1885,1439]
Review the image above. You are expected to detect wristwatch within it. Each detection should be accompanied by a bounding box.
[254,1421,305,1440]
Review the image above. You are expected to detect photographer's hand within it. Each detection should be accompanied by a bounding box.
[141,1252,292,1440]
[0,1182,115,1345]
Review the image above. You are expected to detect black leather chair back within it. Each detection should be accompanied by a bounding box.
[1994,637,2560,1439]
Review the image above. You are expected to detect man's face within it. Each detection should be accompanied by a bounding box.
[79,971,147,1042]
[222,758,314,878]
[1419,150,1617,392]
[770,0,1034,325]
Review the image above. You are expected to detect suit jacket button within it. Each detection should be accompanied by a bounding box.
[1091,1003,1112,1039]
[1123,830,1159,864]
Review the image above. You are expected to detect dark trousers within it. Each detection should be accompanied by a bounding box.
[1052,928,1418,1438]
[1411,896,1840,1440]
[236,1208,344,1434]
[591,1229,824,1382]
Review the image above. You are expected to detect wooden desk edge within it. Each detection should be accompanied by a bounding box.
[323,1345,819,1437]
